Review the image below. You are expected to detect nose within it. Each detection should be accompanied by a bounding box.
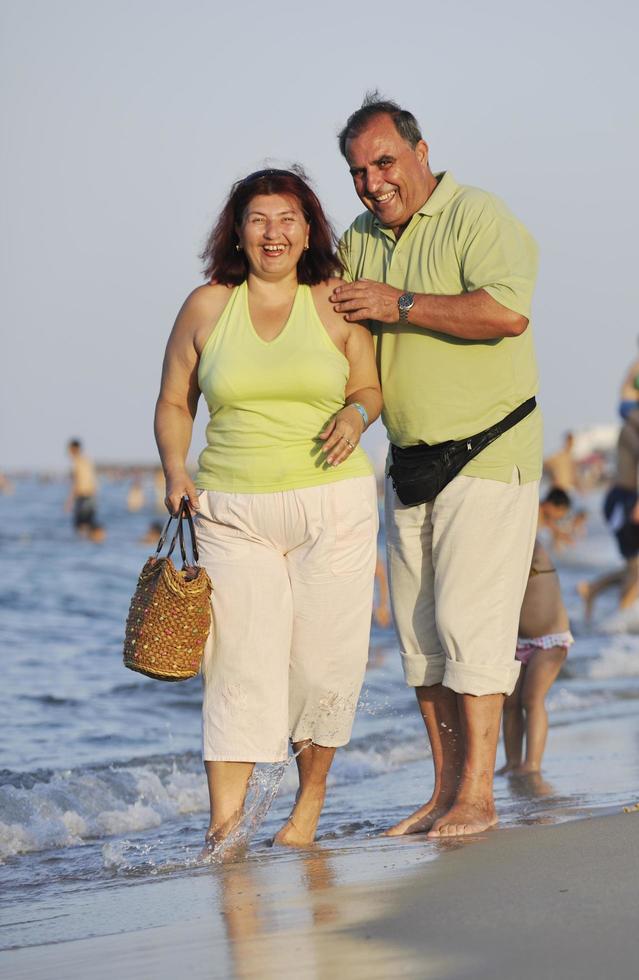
[263,219,278,239]
[365,169,384,196]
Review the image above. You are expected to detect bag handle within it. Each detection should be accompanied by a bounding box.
[155,497,200,567]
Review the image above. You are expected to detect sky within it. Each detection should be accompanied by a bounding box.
[2,0,638,472]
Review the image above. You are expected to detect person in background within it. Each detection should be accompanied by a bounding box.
[126,474,146,512]
[543,432,579,494]
[498,536,573,775]
[155,166,382,852]
[140,519,163,545]
[65,439,105,541]
[619,339,639,421]
[578,413,639,622]
[537,485,586,551]
[334,92,541,838]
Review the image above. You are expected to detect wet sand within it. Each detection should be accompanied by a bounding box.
[2,809,637,980]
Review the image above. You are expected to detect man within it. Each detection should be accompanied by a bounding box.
[333,94,541,837]
[578,413,639,622]
[65,438,105,540]
[544,432,579,493]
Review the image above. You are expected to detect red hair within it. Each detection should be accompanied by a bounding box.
[200,168,340,285]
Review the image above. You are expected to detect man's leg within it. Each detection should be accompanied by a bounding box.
[427,469,539,837]
[428,693,502,837]
[385,683,464,835]
[577,569,624,622]
[383,482,450,835]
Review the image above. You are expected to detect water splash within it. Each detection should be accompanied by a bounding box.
[201,759,293,864]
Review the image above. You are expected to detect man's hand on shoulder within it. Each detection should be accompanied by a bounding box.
[330,279,402,323]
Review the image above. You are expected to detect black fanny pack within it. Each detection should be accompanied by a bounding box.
[388,397,537,506]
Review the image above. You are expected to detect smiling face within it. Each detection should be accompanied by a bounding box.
[345,114,435,235]
[237,193,310,282]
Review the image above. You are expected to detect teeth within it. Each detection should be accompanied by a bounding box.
[374,191,395,202]
[263,245,285,252]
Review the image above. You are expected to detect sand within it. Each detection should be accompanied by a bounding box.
[2,809,637,980]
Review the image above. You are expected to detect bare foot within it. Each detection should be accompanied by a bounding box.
[513,762,541,775]
[495,762,520,776]
[427,800,498,838]
[274,790,324,847]
[383,794,456,836]
[577,581,594,623]
[199,812,245,862]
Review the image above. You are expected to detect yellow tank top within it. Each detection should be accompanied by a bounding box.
[196,281,373,492]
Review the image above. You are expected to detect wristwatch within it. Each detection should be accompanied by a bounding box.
[397,291,415,322]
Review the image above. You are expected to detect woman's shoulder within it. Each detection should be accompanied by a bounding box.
[309,278,349,325]
[176,283,236,355]
[309,278,370,342]
[182,282,236,319]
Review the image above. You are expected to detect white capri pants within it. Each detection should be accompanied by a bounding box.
[386,468,539,697]
[195,476,378,762]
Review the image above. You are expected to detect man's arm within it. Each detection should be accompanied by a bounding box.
[330,280,527,340]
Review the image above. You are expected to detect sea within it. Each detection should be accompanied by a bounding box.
[1,475,639,953]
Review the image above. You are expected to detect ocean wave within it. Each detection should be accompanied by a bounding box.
[0,731,429,862]
[0,755,208,862]
[596,606,639,636]
[546,687,613,712]
[588,636,639,679]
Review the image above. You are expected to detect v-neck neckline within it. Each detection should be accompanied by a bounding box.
[244,282,300,346]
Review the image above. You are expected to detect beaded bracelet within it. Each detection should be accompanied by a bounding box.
[349,401,369,429]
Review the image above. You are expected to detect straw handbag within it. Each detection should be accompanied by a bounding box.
[123,498,212,681]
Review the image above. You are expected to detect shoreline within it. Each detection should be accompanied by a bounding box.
[2,809,638,979]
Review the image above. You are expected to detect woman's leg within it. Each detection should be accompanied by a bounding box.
[274,741,336,846]
[205,761,255,843]
[518,646,567,772]
[496,669,525,774]
[195,491,293,848]
[282,477,378,846]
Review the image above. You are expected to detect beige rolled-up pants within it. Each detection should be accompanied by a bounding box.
[386,468,539,697]
[195,477,378,762]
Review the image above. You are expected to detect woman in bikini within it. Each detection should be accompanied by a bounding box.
[498,538,573,774]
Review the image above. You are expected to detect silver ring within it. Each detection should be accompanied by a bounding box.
[344,438,355,450]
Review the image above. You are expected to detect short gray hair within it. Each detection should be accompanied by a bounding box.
[338,91,423,157]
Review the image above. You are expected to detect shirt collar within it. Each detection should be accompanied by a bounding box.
[417,171,458,216]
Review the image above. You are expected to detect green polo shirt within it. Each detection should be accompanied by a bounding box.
[339,172,542,483]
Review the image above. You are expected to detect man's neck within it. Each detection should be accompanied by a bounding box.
[390,171,441,240]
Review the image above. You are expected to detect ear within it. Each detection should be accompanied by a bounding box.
[415,140,429,167]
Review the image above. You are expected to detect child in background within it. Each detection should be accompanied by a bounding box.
[498,537,573,774]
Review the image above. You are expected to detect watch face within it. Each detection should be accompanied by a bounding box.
[398,292,415,311]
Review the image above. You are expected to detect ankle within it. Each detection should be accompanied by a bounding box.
[296,784,326,804]
[456,773,495,803]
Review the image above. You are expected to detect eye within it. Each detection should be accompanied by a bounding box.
[379,157,393,169]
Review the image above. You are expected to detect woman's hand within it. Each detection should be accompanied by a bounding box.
[319,405,365,466]
[164,470,200,516]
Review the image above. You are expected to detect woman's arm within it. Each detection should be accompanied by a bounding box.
[321,321,383,466]
[154,286,228,513]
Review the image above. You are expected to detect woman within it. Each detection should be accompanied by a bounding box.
[154,167,382,850]
[498,539,573,775]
